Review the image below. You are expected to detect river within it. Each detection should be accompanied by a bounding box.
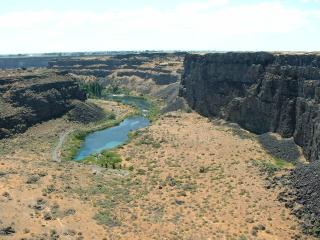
[74,95,150,160]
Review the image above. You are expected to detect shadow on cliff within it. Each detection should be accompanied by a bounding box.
[258,133,301,164]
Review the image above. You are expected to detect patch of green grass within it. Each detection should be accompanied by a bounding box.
[128,94,162,122]
[147,101,161,122]
[185,107,192,113]
[128,129,143,141]
[273,157,293,168]
[103,86,131,95]
[61,131,86,161]
[83,150,122,169]
[252,157,293,176]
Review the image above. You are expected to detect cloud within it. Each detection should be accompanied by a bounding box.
[0,0,318,53]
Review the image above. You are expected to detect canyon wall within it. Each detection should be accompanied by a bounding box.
[180,52,320,161]
[0,69,86,138]
[49,53,185,106]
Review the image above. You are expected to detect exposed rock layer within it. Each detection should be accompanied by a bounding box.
[0,57,53,69]
[49,53,185,110]
[180,52,320,161]
[0,69,86,138]
[66,100,106,124]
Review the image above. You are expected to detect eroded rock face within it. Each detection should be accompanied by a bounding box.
[180,52,320,161]
[0,69,86,138]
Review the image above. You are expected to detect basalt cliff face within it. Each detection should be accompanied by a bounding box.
[0,69,86,138]
[180,52,320,162]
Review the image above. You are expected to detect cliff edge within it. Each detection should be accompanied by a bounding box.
[180,52,320,162]
[0,69,86,138]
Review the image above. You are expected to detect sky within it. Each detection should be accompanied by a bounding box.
[0,0,319,54]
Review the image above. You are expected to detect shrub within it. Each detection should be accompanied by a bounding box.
[83,151,122,169]
[186,107,192,113]
[94,211,121,227]
[104,86,130,95]
[80,81,103,98]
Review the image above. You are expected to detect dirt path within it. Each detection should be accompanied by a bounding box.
[52,129,73,162]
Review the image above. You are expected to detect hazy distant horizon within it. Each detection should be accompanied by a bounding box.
[1,0,320,54]
[2,50,320,57]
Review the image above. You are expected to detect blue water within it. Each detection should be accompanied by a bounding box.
[104,95,151,110]
[74,95,150,161]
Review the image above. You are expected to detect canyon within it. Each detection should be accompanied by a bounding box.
[0,52,185,138]
[0,52,319,239]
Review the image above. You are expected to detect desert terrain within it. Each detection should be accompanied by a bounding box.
[0,52,319,240]
[0,99,312,239]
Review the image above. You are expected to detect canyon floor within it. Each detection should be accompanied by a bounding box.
[0,100,313,240]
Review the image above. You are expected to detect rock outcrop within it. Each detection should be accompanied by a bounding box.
[180,52,320,161]
[66,100,107,124]
[0,69,86,138]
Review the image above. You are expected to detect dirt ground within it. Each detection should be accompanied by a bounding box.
[0,103,314,240]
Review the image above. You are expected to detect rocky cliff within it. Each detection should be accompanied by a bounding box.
[180,52,320,161]
[0,69,86,138]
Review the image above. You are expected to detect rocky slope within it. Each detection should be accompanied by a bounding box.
[278,161,320,237]
[180,52,320,162]
[0,69,86,138]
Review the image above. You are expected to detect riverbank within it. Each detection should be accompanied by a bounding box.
[60,95,159,162]
[60,99,137,161]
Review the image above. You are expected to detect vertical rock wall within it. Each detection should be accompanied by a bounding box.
[180,52,320,161]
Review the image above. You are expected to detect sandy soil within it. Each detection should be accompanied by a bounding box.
[0,106,314,239]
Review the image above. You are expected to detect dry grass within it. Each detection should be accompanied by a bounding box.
[0,108,313,239]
